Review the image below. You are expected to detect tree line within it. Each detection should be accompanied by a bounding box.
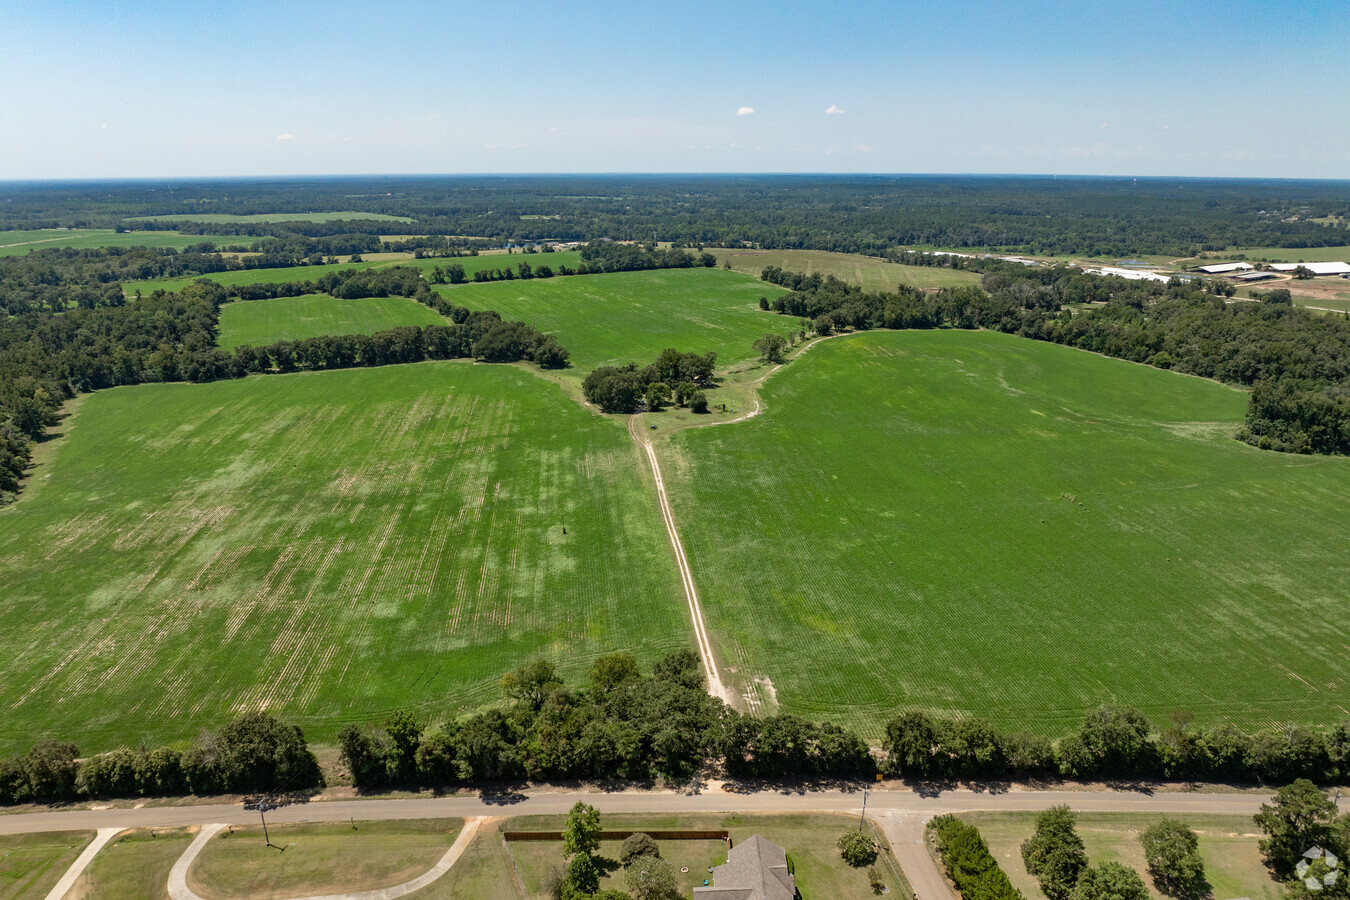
[0,712,321,804]
[762,266,1350,455]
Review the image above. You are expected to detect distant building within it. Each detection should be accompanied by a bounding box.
[1197,262,1254,274]
[1095,266,1172,283]
[694,835,796,900]
[1233,271,1279,283]
[1269,262,1350,276]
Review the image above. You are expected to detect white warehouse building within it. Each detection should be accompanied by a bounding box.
[1268,262,1350,276]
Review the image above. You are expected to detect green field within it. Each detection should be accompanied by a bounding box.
[217,295,449,349]
[75,827,193,900]
[715,247,984,291]
[959,812,1281,900]
[0,362,688,754]
[1219,245,1350,263]
[445,268,795,375]
[0,830,94,899]
[664,330,1350,735]
[120,251,583,295]
[0,229,250,257]
[124,211,414,224]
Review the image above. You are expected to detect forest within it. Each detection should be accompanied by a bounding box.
[3,175,1348,257]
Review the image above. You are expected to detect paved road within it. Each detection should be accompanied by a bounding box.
[0,786,1268,836]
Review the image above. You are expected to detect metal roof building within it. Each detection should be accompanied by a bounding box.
[1197,262,1254,274]
[1269,262,1350,276]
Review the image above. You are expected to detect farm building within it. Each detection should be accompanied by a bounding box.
[1269,262,1350,276]
[1234,271,1280,283]
[694,835,795,900]
[1197,262,1254,274]
[1095,266,1172,283]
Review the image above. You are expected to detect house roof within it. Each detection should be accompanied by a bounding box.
[693,834,796,900]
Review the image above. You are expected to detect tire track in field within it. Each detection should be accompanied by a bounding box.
[627,415,730,705]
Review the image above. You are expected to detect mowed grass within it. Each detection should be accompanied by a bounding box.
[124,211,414,224]
[715,247,983,291]
[1219,245,1350,263]
[119,251,583,295]
[444,268,796,376]
[216,295,448,349]
[0,362,688,754]
[0,229,249,257]
[665,330,1350,736]
[960,812,1281,900]
[0,831,94,900]
[188,820,458,900]
[74,827,194,900]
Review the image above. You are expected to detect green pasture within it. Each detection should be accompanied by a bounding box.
[714,247,984,291]
[444,268,795,376]
[119,251,583,295]
[0,361,687,755]
[1219,245,1350,263]
[0,229,250,257]
[124,211,414,224]
[216,295,448,349]
[960,812,1281,900]
[0,831,94,900]
[664,330,1350,736]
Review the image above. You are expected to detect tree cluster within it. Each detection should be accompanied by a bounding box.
[0,712,322,804]
[882,706,1350,784]
[582,349,715,414]
[1253,779,1350,896]
[1022,807,1150,900]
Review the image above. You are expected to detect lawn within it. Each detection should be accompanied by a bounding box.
[958,811,1282,900]
[0,830,94,899]
[119,251,583,295]
[443,268,796,376]
[504,812,907,899]
[664,329,1350,735]
[216,295,449,349]
[188,820,458,900]
[0,229,250,257]
[0,361,688,754]
[715,247,984,292]
[1217,245,1350,263]
[73,827,193,900]
[124,212,414,224]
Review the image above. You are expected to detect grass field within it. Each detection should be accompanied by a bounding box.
[73,827,193,900]
[1217,245,1350,263]
[124,212,414,224]
[188,820,458,900]
[0,361,688,754]
[0,830,93,899]
[216,295,448,349]
[664,329,1350,735]
[444,268,795,376]
[119,251,583,295]
[505,812,907,900]
[0,229,250,257]
[714,247,984,291]
[958,812,1281,900]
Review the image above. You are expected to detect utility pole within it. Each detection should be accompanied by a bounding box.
[859,789,869,830]
[259,796,272,847]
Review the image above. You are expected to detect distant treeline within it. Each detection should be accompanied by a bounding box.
[5,176,1347,257]
[0,276,567,505]
[762,266,1350,455]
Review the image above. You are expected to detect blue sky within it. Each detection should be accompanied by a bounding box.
[3,0,1347,179]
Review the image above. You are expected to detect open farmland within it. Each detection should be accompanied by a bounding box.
[0,362,688,755]
[664,330,1350,736]
[124,211,414,223]
[0,229,250,256]
[216,295,448,349]
[119,251,583,295]
[715,247,983,291]
[446,268,796,375]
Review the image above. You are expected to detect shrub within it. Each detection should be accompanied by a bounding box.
[621,832,662,867]
[1140,819,1206,898]
[931,815,1023,900]
[1021,806,1086,900]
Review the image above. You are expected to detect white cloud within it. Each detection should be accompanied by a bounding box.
[856,144,874,153]
[825,105,846,116]
[736,106,754,117]
[98,122,109,130]
[275,133,297,142]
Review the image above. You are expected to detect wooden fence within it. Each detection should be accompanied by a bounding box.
[503,829,730,843]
